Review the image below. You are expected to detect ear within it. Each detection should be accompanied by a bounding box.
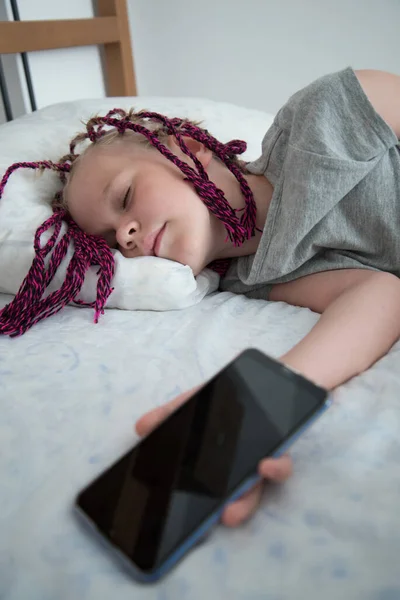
[167,135,213,169]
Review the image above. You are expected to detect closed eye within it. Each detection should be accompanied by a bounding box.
[122,187,131,210]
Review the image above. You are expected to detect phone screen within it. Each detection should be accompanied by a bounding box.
[77,349,327,574]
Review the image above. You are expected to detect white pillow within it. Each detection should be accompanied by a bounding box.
[0,97,273,311]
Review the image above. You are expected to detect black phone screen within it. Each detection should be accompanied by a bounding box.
[77,349,327,574]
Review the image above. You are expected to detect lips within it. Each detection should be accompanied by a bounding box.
[143,225,165,257]
[153,224,166,257]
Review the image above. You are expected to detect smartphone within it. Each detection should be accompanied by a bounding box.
[76,348,331,583]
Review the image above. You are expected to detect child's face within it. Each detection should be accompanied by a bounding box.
[65,138,224,275]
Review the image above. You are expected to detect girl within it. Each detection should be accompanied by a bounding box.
[3,67,400,526]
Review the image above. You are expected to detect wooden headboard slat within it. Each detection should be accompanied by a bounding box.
[0,18,120,54]
[97,0,137,96]
[0,0,137,99]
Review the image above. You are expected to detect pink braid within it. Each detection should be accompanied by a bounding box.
[0,163,115,337]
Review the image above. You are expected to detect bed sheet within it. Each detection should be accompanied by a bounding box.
[1,292,400,600]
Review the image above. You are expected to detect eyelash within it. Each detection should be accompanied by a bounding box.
[122,187,131,210]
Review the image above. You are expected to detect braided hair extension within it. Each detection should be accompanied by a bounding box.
[0,108,257,337]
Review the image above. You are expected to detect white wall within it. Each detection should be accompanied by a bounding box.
[2,0,400,121]
[127,0,400,114]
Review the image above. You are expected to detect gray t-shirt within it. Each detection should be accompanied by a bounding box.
[220,67,400,299]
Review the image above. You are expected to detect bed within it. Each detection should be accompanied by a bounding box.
[1,4,400,599]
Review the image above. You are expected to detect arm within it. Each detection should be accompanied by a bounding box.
[272,68,400,388]
[270,269,400,389]
[135,269,400,528]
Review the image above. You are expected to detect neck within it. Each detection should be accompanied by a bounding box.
[209,163,274,261]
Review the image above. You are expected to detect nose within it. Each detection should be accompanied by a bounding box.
[116,219,140,251]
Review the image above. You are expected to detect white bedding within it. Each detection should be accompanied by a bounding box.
[1,289,400,600]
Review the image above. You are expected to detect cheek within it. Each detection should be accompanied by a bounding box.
[156,170,198,206]
[136,178,179,218]
[166,216,210,270]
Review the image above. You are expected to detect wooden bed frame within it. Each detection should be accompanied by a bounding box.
[0,0,137,97]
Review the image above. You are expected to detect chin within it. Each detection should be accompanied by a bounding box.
[183,252,207,275]
[188,258,208,276]
[190,266,202,276]
[166,246,203,276]
[171,257,200,275]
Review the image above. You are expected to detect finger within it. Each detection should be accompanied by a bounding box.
[258,454,293,482]
[221,482,264,528]
[135,386,201,437]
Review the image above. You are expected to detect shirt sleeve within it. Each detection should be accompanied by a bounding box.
[278,66,398,160]
[221,68,400,296]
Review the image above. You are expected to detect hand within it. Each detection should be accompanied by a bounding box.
[135,387,293,528]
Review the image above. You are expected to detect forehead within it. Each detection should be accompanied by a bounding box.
[70,136,167,181]
[71,141,130,181]
[66,142,134,199]
[63,146,121,227]
[63,139,169,231]
[65,134,175,200]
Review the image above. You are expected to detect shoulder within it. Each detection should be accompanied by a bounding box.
[353,69,400,137]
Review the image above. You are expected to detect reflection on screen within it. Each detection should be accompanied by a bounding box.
[78,350,326,573]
